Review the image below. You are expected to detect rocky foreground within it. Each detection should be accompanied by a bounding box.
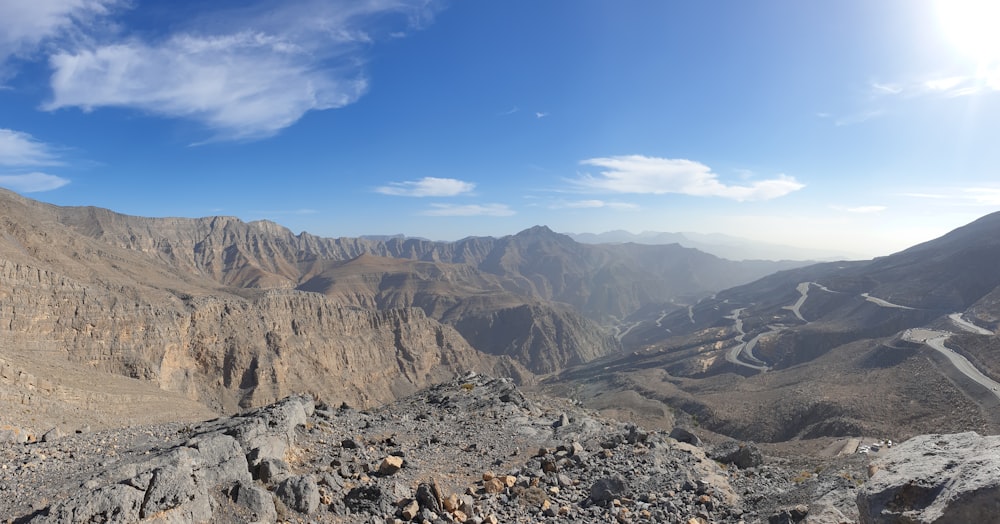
[1,374,995,524]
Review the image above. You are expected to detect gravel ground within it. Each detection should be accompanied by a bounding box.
[1,373,868,523]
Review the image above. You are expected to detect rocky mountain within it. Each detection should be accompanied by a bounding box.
[0,373,869,523]
[3,373,990,523]
[548,211,1000,445]
[569,230,861,261]
[0,188,806,438]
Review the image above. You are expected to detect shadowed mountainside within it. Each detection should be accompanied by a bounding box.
[551,211,1000,443]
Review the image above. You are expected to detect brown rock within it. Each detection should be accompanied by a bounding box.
[378,456,404,475]
[483,478,505,494]
[401,499,419,521]
[443,493,460,512]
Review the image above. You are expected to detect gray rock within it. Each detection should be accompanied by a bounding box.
[669,426,701,446]
[233,481,278,523]
[590,475,628,504]
[769,504,808,523]
[41,427,63,443]
[345,484,394,515]
[35,484,145,523]
[857,432,1000,524]
[0,426,28,444]
[711,441,764,469]
[415,482,442,513]
[139,464,200,518]
[257,457,290,485]
[24,397,313,523]
[275,475,320,515]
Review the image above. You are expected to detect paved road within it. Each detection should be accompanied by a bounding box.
[783,282,842,322]
[724,308,770,372]
[925,334,1000,401]
[861,292,914,310]
[948,313,994,335]
[784,282,811,322]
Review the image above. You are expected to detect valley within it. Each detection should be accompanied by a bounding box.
[2,189,1000,522]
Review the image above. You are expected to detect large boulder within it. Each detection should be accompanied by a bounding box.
[710,441,764,469]
[26,396,313,523]
[857,432,1000,523]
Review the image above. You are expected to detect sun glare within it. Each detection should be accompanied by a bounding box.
[936,0,1000,66]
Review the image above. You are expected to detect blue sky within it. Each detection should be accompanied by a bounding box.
[1,0,999,258]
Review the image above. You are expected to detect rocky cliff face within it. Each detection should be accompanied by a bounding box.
[0,256,526,416]
[0,189,796,435]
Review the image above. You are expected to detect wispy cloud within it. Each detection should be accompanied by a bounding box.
[551,199,638,210]
[499,106,519,116]
[0,172,70,192]
[35,1,439,141]
[535,111,549,118]
[375,177,475,197]
[831,205,887,214]
[871,70,1000,99]
[902,188,1000,206]
[0,129,63,166]
[0,129,69,192]
[420,203,515,216]
[871,82,903,95]
[572,155,804,202]
[835,110,884,127]
[0,0,121,68]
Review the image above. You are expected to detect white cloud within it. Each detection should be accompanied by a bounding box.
[871,82,903,95]
[0,0,119,64]
[924,76,966,92]
[420,203,515,216]
[574,155,804,202]
[45,34,367,141]
[834,205,887,214]
[553,199,638,210]
[872,70,1000,99]
[38,1,438,141]
[0,172,70,192]
[375,177,475,197]
[535,111,549,118]
[902,188,1000,206]
[0,129,62,166]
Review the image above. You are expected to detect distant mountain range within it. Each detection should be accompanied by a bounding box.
[4,186,997,449]
[568,230,865,261]
[554,211,1000,443]
[0,189,804,434]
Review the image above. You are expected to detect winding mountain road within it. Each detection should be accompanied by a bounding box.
[948,313,994,335]
[724,308,770,372]
[724,281,994,382]
[783,282,841,322]
[861,293,914,310]
[904,328,1000,401]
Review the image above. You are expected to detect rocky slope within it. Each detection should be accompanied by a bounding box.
[550,211,1000,444]
[1,374,873,524]
[858,432,1000,523]
[0,188,806,432]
